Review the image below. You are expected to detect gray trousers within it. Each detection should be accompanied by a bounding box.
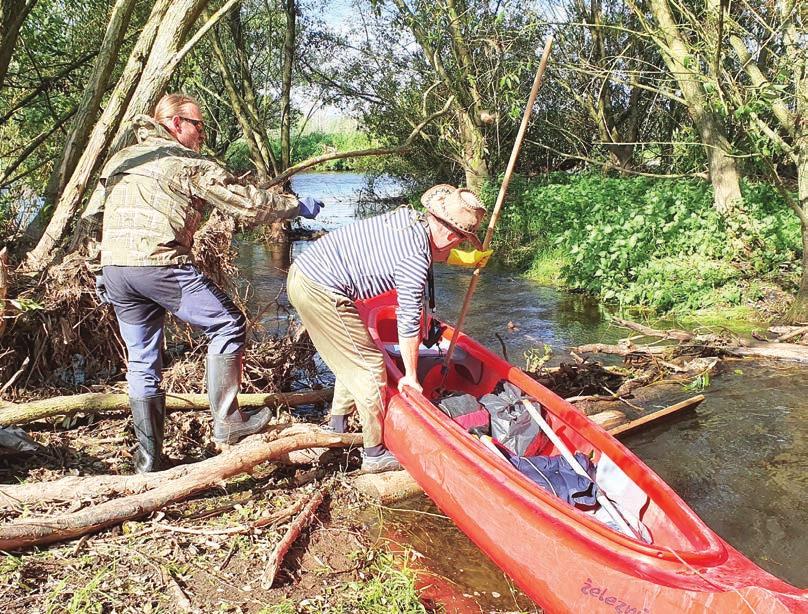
[102,265,246,398]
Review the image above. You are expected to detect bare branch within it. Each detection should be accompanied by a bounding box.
[264,96,455,187]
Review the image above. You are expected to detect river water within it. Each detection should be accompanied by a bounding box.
[238,172,807,603]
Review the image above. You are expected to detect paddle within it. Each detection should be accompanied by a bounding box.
[521,400,647,542]
[440,36,554,384]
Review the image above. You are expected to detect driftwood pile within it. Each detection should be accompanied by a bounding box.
[0,212,316,403]
[575,317,808,364]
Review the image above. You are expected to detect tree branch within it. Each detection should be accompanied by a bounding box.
[264,96,455,186]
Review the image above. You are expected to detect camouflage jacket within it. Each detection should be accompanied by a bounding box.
[81,115,299,267]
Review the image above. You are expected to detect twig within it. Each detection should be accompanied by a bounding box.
[162,566,193,613]
[602,386,644,411]
[260,487,327,589]
[0,356,29,395]
[493,333,509,361]
[219,541,238,571]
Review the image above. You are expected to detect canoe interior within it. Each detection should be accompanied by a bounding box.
[362,298,726,563]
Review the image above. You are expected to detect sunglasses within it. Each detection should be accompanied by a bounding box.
[179,116,205,132]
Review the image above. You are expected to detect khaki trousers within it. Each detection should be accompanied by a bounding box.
[287,264,386,448]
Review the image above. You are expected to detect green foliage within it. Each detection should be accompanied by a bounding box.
[490,173,800,314]
[44,564,111,614]
[223,140,254,175]
[336,551,428,613]
[284,131,378,171]
[684,370,711,392]
[525,344,553,372]
[225,131,380,174]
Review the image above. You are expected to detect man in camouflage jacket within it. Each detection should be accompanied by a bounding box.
[81,94,322,473]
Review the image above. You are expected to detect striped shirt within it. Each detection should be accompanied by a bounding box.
[294,208,432,338]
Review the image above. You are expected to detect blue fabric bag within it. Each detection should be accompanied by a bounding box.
[508,452,599,506]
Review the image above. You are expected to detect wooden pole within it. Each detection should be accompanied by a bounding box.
[608,395,704,437]
[441,37,554,376]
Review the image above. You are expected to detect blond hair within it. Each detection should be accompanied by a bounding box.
[153,93,200,126]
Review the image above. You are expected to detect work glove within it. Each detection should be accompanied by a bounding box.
[297,196,324,220]
[447,248,494,267]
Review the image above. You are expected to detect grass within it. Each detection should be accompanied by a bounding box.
[258,551,430,614]
[331,551,430,613]
[44,564,112,614]
[524,248,568,287]
[667,306,764,333]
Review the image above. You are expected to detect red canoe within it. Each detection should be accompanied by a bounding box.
[357,292,808,614]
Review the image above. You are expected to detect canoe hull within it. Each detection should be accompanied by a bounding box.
[358,292,808,613]
[386,393,805,613]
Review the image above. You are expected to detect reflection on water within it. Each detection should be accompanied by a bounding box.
[237,172,808,591]
[627,364,808,587]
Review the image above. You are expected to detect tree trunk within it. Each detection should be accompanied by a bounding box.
[0,0,38,89]
[784,110,808,322]
[459,109,489,193]
[23,0,174,272]
[43,0,138,206]
[228,7,278,175]
[105,0,212,154]
[210,20,271,181]
[279,0,296,171]
[786,212,808,324]
[646,0,743,215]
[781,1,808,323]
[444,0,489,191]
[389,0,490,192]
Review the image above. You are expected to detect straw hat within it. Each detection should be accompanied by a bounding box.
[421,184,486,249]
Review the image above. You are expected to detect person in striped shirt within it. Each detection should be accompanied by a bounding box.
[287,185,486,473]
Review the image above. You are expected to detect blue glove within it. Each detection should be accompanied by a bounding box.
[298,196,324,219]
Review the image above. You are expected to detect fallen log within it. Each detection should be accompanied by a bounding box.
[0,426,349,510]
[612,317,694,342]
[0,388,334,427]
[589,409,627,431]
[353,470,427,504]
[260,486,326,589]
[773,326,808,343]
[572,343,668,356]
[0,426,361,551]
[728,341,808,363]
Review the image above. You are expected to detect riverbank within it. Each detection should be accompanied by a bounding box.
[483,173,800,326]
[0,421,430,613]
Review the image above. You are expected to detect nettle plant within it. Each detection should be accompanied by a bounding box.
[491,174,799,313]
